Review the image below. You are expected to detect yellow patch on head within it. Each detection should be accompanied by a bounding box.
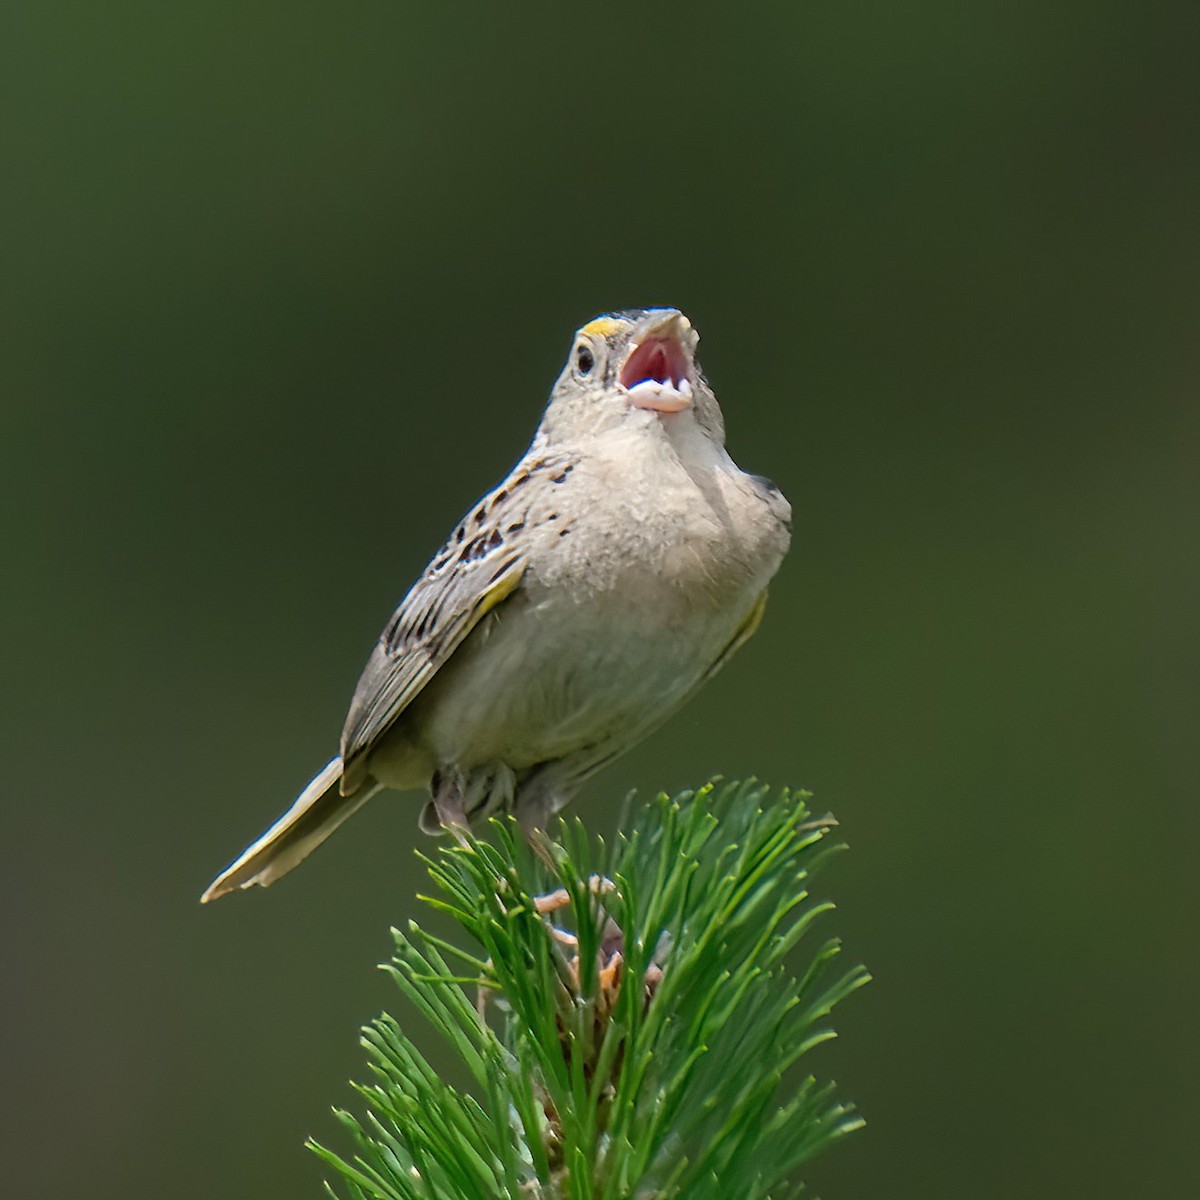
[580,316,625,339]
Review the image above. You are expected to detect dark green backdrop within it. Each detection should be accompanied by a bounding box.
[4,3,1196,1197]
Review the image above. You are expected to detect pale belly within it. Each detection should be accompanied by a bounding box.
[366,571,762,790]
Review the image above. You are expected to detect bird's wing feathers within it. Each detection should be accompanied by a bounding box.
[339,454,568,776]
[700,586,769,683]
[341,554,524,768]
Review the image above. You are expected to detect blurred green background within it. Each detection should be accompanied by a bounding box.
[3,2,1197,1196]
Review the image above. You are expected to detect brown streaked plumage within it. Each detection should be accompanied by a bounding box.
[202,308,790,901]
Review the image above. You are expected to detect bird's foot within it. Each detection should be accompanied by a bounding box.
[533,875,616,914]
[430,770,471,844]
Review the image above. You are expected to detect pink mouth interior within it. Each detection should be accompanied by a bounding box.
[620,338,690,390]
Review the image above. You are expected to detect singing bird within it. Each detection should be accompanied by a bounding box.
[202,309,791,901]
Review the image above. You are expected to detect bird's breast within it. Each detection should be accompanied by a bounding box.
[527,448,789,617]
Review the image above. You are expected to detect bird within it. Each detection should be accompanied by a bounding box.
[201,308,791,902]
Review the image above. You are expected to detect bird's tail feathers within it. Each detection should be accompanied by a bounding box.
[200,757,378,902]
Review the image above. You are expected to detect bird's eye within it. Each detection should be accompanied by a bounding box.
[576,345,595,376]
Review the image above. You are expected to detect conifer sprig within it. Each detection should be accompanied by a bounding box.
[310,780,868,1200]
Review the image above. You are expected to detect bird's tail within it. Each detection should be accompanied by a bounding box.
[200,757,379,902]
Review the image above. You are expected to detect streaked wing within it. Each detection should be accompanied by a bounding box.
[340,554,524,771]
[339,453,568,774]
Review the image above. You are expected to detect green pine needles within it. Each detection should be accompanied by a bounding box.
[310,780,868,1200]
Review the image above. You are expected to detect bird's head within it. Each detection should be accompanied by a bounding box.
[541,308,725,446]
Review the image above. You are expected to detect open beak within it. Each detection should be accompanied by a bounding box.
[619,310,697,414]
